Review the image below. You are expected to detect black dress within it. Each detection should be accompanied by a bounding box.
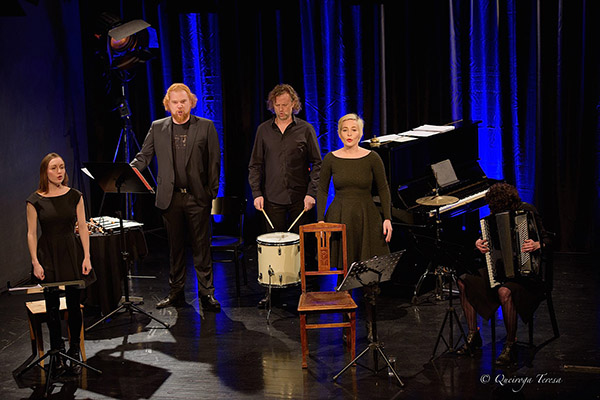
[461,202,549,322]
[27,188,86,284]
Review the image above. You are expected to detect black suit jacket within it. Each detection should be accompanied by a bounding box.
[131,115,220,210]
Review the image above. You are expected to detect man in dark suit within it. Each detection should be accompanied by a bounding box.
[131,83,221,311]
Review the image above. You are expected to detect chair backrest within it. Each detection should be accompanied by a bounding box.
[299,222,347,293]
[210,196,246,238]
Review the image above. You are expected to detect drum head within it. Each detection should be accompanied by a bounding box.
[257,232,300,245]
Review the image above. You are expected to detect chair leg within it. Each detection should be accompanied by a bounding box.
[300,314,308,368]
[80,309,87,362]
[349,312,356,361]
[546,294,560,338]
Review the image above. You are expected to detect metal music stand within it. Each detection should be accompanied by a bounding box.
[82,162,169,331]
[332,251,406,386]
[14,280,102,396]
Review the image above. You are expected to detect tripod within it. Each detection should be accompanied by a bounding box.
[84,163,169,331]
[99,83,156,219]
[18,284,102,396]
[332,251,405,386]
[430,267,468,360]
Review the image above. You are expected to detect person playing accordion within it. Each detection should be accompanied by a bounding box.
[456,183,552,365]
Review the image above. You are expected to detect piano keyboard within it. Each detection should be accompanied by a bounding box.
[427,188,489,217]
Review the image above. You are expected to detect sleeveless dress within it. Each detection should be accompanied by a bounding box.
[317,151,392,267]
[26,188,86,284]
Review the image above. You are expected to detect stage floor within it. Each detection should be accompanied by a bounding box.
[1,231,598,399]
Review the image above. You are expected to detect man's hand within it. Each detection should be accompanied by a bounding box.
[254,196,264,210]
[304,195,315,211]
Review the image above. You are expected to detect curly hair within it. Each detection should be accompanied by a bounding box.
[266,84,302,114]
[162,83,198,111]
[485,183,522,214]
[38,153,68,193]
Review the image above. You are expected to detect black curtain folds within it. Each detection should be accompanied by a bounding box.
[80,0,600,252]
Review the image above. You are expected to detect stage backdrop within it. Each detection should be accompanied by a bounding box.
[0,1,88,291]
[81,0,599,252]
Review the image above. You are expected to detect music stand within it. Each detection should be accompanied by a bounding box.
[82,162,169,331]
[332,251,405,386]
[14,280,102,396]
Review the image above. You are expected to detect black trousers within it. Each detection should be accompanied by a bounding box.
[44,286,82,350]
[162,192,214,296]
[263,199,312,234]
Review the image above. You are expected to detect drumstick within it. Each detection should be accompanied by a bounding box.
[287,209,306,232]
[261,209,275,230]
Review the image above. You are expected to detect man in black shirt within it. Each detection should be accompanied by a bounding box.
[248,84,322,307]
[131,83,221,311]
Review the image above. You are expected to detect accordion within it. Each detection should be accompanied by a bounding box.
[479,210,540,288]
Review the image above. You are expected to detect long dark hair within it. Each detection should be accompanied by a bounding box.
[38,153,68,193]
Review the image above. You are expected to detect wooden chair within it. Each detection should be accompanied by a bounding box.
[26,297,86,366]
[297,222,357,369]
[210,196,247,296]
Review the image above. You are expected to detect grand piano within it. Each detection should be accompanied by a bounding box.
[369,121,498,225]
[368,121,500,286]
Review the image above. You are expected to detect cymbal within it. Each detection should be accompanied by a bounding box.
[416,195,459,207]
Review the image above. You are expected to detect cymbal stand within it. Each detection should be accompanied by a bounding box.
[412,206,446,303]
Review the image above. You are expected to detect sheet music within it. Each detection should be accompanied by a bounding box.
[361,135,418,144]
[398,130,441,138]
[413,124,456,133]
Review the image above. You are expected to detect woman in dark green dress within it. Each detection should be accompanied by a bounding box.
[26,153,92,373]
[317,113,392,266]
[317,114,392,341]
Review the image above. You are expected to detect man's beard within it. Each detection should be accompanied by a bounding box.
[172,111,190,124]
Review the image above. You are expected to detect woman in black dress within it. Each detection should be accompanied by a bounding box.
[457,183,550,365]
[26,153,92,373]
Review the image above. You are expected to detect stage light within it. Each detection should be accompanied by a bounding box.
[106,18,159,70]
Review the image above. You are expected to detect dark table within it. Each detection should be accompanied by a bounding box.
[85,229,147,315]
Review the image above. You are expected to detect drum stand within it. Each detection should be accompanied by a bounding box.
[266,266,274,323]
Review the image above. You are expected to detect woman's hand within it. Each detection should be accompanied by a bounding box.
[383,219,393,243]
[33,262,45,281]
[476,238,489,253]
[521,239,540,253]
[82,257,92,275]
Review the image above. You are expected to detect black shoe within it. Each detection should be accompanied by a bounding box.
[156,292,185,309]
[66,346,82,375]
[457,329,483,355]
[201,295,221,312]
[495,341,516,366]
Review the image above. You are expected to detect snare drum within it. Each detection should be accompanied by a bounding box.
[257,232,301,287]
